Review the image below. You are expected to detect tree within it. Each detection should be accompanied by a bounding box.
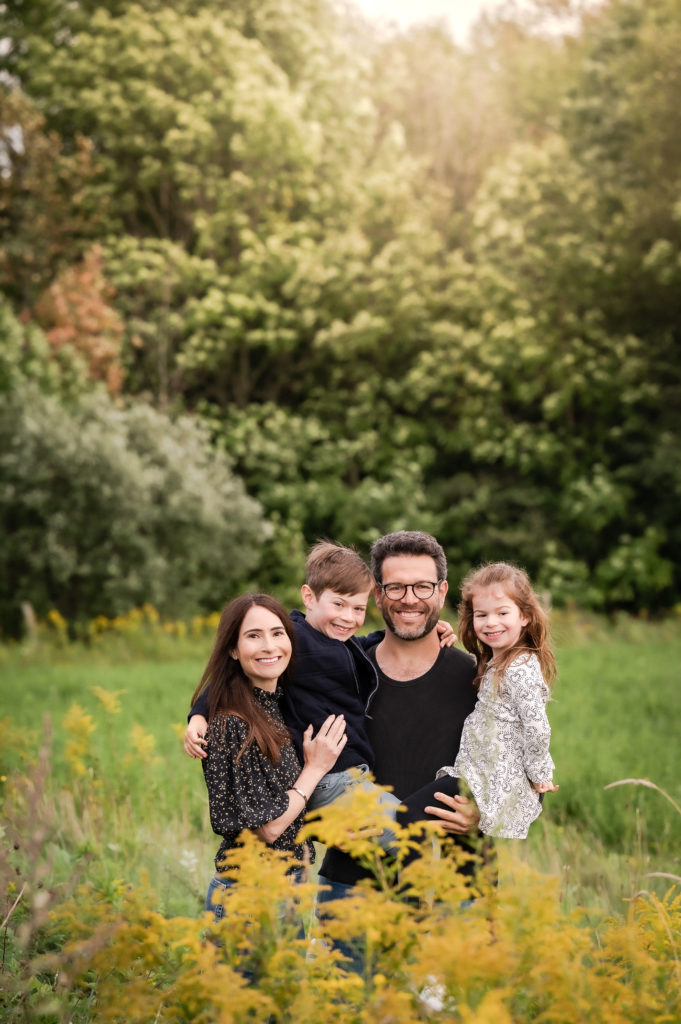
[33,247,125,395]
[398,126,677,607]
[4,0,680,611]
[0,88,110,304]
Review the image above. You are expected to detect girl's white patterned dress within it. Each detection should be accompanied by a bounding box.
[438,653,554,839]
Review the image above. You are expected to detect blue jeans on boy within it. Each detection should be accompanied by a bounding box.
[308,764,400,850]
[205,867,307,926]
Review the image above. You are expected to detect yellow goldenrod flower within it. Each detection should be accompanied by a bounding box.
[90,686,126,715]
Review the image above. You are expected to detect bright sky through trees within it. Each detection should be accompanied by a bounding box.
[351,0,596,42]
[351,0,516,40]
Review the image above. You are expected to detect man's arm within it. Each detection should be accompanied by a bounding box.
[396,776,480,836]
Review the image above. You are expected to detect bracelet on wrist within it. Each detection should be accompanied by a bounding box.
[291,786,308,804]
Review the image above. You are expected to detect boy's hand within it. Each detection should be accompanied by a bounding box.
[532,780,559,793]
[184,715,208,759]
[436,619,457,648]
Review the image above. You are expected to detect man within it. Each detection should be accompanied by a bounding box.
[317,529,480,896]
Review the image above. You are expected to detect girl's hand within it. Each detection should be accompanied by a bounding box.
[302,715,347,773]
[532,780,559,793]
[436,620,457,648]
[184,715,208,759]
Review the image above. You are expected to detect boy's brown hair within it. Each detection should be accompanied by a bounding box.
[305,540,374,597]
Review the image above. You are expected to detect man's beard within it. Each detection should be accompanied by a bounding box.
[381,602,440,641]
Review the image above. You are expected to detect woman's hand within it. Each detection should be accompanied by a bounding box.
[257,716,347,845]
[184,715,208,758]
[302,714,347,774]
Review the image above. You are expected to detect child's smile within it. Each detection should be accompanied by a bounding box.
[301,587,370,641]
[472,584,529,657]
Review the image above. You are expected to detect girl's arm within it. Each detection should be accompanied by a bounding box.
[508,656,556,786]
[256,715,347,843]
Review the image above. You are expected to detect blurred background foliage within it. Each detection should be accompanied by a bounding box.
[1,0,680,633]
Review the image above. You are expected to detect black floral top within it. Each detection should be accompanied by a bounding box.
[202,686,313,870]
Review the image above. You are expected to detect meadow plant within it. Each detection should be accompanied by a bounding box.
[2,615,681,1020]
[62,704,96,778]
[0,605,221,664]
[3,783,680,1023]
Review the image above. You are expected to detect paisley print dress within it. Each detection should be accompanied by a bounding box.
[438,653,554,839]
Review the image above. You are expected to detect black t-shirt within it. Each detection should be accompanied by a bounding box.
[319,642,477,883]
[366,645,477,798]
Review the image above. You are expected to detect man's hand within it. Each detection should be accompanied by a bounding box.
[424,791,480,835]
[435,620,458,648]
[184,715,208,759]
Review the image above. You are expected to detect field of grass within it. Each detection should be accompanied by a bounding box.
[1,610,680,1022]
[0,638,214,920]
[1,610,679,917]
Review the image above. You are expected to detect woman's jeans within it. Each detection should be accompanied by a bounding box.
[315,875,367,975]
[205,873,234,921]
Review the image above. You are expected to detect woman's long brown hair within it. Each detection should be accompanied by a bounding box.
[190,593,295,763]
[458,562,557,689]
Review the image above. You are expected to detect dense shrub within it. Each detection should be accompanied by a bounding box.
[0,383,268,635]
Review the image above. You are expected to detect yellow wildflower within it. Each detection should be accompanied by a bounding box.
[90,686,125,715]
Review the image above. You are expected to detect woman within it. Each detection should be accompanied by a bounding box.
[192,593,347,919]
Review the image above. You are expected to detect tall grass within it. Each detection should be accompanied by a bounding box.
[2,607,680,909]
[1,607,680,1021]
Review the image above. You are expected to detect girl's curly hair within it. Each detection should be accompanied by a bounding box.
[458,562,556,689]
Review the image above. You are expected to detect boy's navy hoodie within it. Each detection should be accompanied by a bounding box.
[190,608,381,772]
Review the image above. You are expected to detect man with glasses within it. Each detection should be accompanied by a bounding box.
[317,530,482,942]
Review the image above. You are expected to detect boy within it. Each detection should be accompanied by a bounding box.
[185,541,453,829]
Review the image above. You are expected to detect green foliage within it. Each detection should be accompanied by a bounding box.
[3,0,681,611]
[10,2,379,253]
[101,236,218,405]
[0,299,87,400]
[214,401,439,596]
[0,385,267,634]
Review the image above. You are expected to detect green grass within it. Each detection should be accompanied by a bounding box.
[549,631,681,853]
[1,614,680,919]
[0,637,216,918]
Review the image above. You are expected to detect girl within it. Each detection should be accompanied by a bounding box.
[193,593,347,920]
[437,563,558,839]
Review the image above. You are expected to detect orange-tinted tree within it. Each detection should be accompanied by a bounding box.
[33,248,125,395]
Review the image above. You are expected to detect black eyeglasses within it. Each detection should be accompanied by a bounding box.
[380,581,443,600]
